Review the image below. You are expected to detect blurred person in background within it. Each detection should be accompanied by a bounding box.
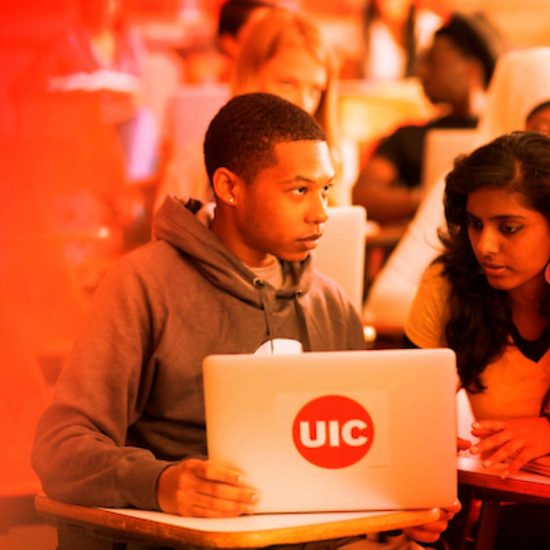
[156,8,357,209]
[19,0,161,249]
[155,0,281,204]
[0,3,127,504]
[353,12,503,225]
[231,8,358,206]
[182,0,284,85]
[215,0,283,81]
[43,0,159,183]
[3,0,158,354]
[364,47,550,332]
[362,0,442,82]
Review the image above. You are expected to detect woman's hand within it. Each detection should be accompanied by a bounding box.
[470,417,550,478]
[403,500,461,544]
[457,437,472,452]
[157,458,260,517]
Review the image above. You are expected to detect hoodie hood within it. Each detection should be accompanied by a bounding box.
[153,195,313,308]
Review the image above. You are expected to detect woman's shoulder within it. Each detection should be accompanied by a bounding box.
[404,261,451,347]
[419,260,448,287]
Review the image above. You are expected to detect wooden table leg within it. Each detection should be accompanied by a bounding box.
[475,499,500,550]
[57,524,127,549]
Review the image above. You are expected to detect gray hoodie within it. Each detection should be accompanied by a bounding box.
[32,196,366,511]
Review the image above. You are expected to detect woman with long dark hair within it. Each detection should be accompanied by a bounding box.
[406,130,550,548]
[406,131,550,476]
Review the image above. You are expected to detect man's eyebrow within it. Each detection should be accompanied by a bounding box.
[281,174,336,184]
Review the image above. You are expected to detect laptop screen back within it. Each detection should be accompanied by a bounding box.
[203,348,457,513]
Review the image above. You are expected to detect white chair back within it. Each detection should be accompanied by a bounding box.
[313,206,367,314]
[422,128,479,190]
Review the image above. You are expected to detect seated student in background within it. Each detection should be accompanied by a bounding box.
[231,9,358,206]
[32,93,456,549]
[353,12,502,225]
[363,47,550,331]
[155,8,355,210]
[215,0,283,81]
[361,0,442,82]
[157,0,280,205]
[406,131,550,548]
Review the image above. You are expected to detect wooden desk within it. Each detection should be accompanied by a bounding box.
[35,493,438,549]
[457,456,550,550]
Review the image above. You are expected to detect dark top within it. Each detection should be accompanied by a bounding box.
[375,114,478,189]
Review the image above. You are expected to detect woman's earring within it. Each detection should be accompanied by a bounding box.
[545,261,550,284]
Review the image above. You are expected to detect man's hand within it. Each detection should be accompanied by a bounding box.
[470,417,550,478]
[403,501,461,544]
[157,458,259,517]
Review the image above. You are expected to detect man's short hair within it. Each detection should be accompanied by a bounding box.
[435,13,503,88]
[204,92,327,185]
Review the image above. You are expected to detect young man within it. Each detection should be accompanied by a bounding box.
[32,93,455,547]
[352,13,503,224]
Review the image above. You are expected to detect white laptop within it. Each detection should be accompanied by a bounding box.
[312,206,367,314]
[203,348,457,513]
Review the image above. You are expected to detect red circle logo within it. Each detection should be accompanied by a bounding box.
[292,395,374,469]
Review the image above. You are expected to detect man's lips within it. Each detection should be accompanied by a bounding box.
[297,234,322,249]
[298,234,322,242]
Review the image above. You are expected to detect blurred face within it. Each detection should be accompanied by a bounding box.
[418,36,472,105]
[466,187,550,299]
[232,140,335,266]
[255,46,327,115]
[526,104,550,135]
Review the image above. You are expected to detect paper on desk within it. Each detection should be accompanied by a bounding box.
[99,508,392,533]
[458,455,550,484]
[521,455,550,477]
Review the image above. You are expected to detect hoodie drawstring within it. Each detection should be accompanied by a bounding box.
[253,278,312,353]
[253,278,275,353]
[293,290,312,352]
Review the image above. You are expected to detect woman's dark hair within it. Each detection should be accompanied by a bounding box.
[439,131,550,391]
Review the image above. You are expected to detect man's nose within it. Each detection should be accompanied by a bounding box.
[306,192,329,225]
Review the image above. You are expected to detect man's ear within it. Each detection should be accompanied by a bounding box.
[212,167,243,206]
